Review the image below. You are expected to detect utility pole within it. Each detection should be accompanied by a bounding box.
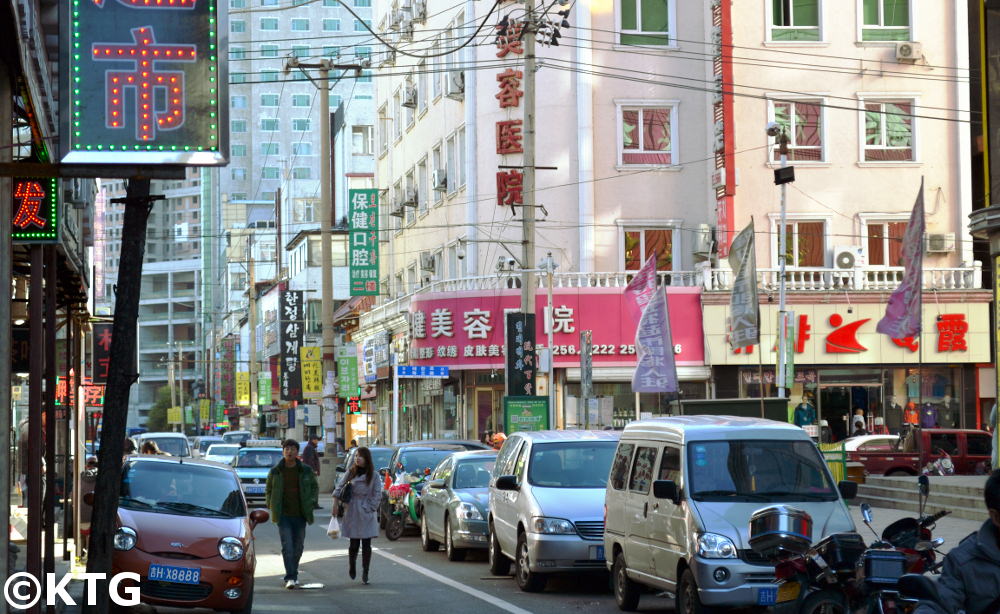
[520,5,537,315]
[168,358,177,430]
[773,128,793,400]
[178,346,185,434]
[247,233,257,433]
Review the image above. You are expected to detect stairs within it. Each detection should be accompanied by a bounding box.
[855,475,989,522]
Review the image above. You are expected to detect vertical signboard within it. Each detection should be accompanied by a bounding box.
[348,189,379,296]
[280,290,304,402]
[257,371,272,406]
[220,337,236,405]
[235,372,250,406]
[61,0,228,164]
[505,313,537,396]
[336,345,359,397]
[92,322,114,384]
[12,178,60,242]
[199,398,210,422]
[300,346,322,398]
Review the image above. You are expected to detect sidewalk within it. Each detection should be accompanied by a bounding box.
[848,503,984,554]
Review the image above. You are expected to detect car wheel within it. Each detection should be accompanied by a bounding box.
[421,513,440,552]
[613,551,640,611]
[487,523,511,576]
[445,517,466,562]
[514,532,546,593]
[385,514,404,541]
[676,569,714,614]
[229,582,254,614]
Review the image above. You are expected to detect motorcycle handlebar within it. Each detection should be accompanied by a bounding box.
[920,509,951,528]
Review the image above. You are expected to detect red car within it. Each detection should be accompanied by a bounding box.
[110,456,268,613]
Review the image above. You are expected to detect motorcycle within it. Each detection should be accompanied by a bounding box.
[876,475,950,575]
[921,449,955,476]
[384,469,429,541]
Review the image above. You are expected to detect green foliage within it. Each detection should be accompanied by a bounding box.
[145,385,172,432]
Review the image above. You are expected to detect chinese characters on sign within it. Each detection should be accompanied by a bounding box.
[235,372,250,406]
[495,14,525,211]
[12,178,59,242]
[348,189,379,296]
[505,312,537,396]
[300,346,322,398]
[336,345,359,398]
[92,322,114,383]
[280,290,304,402]
[631,288,678,393]
[220,337,236,405]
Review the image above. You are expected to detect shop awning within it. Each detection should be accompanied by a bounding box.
[333,294,375,325]
[565,366,711,382]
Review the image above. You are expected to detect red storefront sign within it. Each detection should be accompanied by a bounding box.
[408,288,704,369]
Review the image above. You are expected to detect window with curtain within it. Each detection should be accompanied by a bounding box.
[866,221,906,266]
[624,228,673,271]
[861,0,910,41]
[771,100,823,161]
[864,100,914,161]
[771,0,820,41]
[620,105,674,165]
[619,0,672,46]
[781,221,825,266]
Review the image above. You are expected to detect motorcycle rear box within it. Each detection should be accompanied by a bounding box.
[812,532,867,571]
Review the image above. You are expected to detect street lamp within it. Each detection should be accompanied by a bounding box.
[768,121,795,400]
[539,252,558,429]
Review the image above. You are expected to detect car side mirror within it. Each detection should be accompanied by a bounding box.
[336,465,345,472]
[83,492,95,506]
[428,479,446,489]
[495,475,519,491]
[249,509,269,527]
[652,480,681,505]
[838,480,858,500]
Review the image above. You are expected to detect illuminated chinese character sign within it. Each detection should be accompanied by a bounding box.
[61,0,228,165]
[11,178,59,242]
[348,189,379,296]
[92,322,114,384]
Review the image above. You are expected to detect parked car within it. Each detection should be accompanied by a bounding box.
[108,455,267,614]
[488,430,620,592]
[420,450,497,561]
[336,446,393,485]
[192,436,224,458]
[846,427,993,476]
[135,432,192,457]
[841,434,899,452]
[232,445,284,507]
[203,444,241,465]
[222,431,254,446]
[604,415,858,612]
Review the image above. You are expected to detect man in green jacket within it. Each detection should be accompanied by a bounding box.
[265,439,319,589]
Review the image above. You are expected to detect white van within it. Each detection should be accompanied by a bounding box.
[604,415,857,612]
[135,432,191,457]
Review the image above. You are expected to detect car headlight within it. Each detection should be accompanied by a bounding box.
[696,533,737,559]
[530,517,576,535]
[114,527,137,551]
[218,537,244,561]
[456,502,483,521]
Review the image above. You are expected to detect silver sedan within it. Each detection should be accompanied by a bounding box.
[419,450,497,561]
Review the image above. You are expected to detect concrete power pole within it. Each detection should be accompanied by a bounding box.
[248,234,258,433]
[520,5,537,315]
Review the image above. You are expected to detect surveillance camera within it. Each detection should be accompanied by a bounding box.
[766,122,781,137]
[506,257,517,267]
[456,246,466,260]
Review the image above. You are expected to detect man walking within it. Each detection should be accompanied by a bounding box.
[266,439,319,589]
[301,435,323,510]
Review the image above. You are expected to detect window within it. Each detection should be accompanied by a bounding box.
[323,18,341,31]
[446,136,457,194]
[863,99,915,161]
[231,119,247,133]
[292,45,310,58]
[457,127,466,187]
[619,0,673,46]
[260,118,279,131]
[610,444,635,490]
[356,46,372,60]
[417,61,428,114]
[230,168,246,181]
[292,167,312,179]
[292,118,311,131]
[771,0,820,41]
[230,47,246,60]
[619,103,676,166]
[260,17,278,30]
[231,193,247,201]
[330,94,342,108]
[432,145,443,203]
[866,221,906,266]
[231,0,245,7]
[291,18,309,31]
[230,72,247,84]
[292,94,310,107]
[261,167,280,180]
[323,0,337,5]
[260,70,279,83]
[260,94,279,107]
[354,19,370,32]
[377,105,388,154]
[928,433,959,456]
[628,447,657,494]
[780,220,826,267]
[261,0,277,5]
[292,142,313,156]
[770,99,823,161]
[968,434,992,457]
[861,0,910,41]
[392,90,402,140]
[658,447,681,482]
[231,144,247,157]
[231,20,245,33]
[260,44,279,58]
[355,0,370,5]
[432,41,443,99]
[352,126,373,155]
[405,171,416,225]
[260,142,279,156]
[624,228,672,271]
[231,95,247,109]
[417,159,428,214]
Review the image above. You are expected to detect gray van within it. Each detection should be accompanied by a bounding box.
[488,430,620,592]
[604,416,857,612]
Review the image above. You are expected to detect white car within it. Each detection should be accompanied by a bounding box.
[842,434,899,452]
[203,443,241,464]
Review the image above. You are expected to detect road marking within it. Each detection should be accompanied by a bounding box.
[375,549,535,614]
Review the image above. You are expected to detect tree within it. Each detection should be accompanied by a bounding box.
[145,385,172,432]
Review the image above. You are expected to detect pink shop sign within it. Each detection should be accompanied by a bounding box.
[407,288,704,369]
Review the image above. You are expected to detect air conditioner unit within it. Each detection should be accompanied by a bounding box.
[402,188,418,207]
[400,20,414,41]
[692,224,713,257]
[411,0,427,23]
[419,251,435,272]
[379,50,396,68]
[925,232,956,253]
[389,205,405,218]
[833,245,866,269]
[402,85,417,108]
[895,41,922,63]
[389,9,404,30]
[431,169,448,192]
[445,70,465,100]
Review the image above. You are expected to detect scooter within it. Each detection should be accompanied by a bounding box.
[384,470,429,541]
[921,449,955,476]
[876,475,950,574]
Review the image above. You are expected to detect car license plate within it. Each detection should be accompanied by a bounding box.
[245,485,265,494]
[590,545,604,561]
[148,564,201,585]
[757,587,778,606]
[777,581,801,603]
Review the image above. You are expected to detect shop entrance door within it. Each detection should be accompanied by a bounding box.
[475,388,499,441]
[819,384,882,442]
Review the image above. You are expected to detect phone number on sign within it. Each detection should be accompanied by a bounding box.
[548,344,682,356]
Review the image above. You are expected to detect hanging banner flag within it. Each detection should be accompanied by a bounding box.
[348,189,380,296]
[257,371,272,406]
[280,290,304,402]
[877,180,925,339]
[632,287,679,393]
[623,253,658,323]
[235,372,250,406]
[300,346,322,398]
[728,221,760,349]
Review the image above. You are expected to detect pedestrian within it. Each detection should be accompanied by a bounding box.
[140,441,167,455]
[123,437,136,456]
[265,438,319,589]
[332,446,383,585]
[793,394,816,427]
[301,435,323,510]
[349,439,358,450]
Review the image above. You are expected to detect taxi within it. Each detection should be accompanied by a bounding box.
[231,440,283,507]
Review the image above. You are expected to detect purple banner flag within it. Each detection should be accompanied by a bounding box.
[624,253,658,323]
[876,180,925,339]
[631,287,679,393]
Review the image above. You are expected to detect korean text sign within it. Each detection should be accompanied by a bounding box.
[348,189,379,296]
[280,290,304,402]
[62,0,228,164]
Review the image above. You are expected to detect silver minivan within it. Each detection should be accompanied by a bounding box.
[488,430,620,592]
[604,416,858,612]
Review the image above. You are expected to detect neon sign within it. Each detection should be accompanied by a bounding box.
[11,178,59,242]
